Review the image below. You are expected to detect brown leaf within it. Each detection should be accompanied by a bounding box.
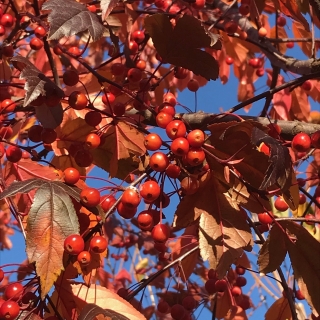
[265,297,292,320]
[270,26,288,54]
[258,224,287,274]
[26,184,80,299]
[71,283,147,320]
[171,225,200,281]
[224,306,248,320]
[292,21,312,57]
[279,221,320,316]
[215,292,232,319]
[198,173,253,278]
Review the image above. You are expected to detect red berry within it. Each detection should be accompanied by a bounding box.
[171,137,189,156]
[157,103,176,116]
[305,213,315,225]
[215,279,228,292]
[156,112,173,129]
[77,251,91,266]
[30,37,44,50]
[157,300,169,313]
[170,304,185,320]
[205,279,216,294]
[258,211,274,225]
[311,130,320,149]
[34,25,46,38]
[102,92,116,105]
[41,128,57,144]
[295,289,305,300]
[1,14,14,28]
[64,167,80,185]
[140,180,161,203]
[6,146,22,163]
[249,57,262,68]
[186,148,205,166]
[137,210,154,230]
[292,132,311,153]
[166,120,187,140]
[163,92,177,107]
[128,40,138,54]
[235,276,247,287]
[101,194,117,212]
[69,91,88,110]
[144,133,162,151]
[187,129,205,148]
[258,27,267,37]
[85,111,102,127]
[121,188,141,208]
[231,286,242,296]
[302,80,312,91]
[277,16,286,27]
[136,59,146,70]
[1,99,16,113]
[127,68,142,82]
[192,0,205,9]
[0,300,20,319]
[64,234,84,255]
[74,149,93,167]
[152,223,170,242]
[225,56,234,65]
[87,4,97,12]
[90,235,107,253]
[132,30,145,43]
[112,102,126,116]
[165,163,181,179]
[182,296,196,310]
[0,126,13,139]
[68,46,81,56]
[274,197,289,211]
[0,268,4,282]
[28,125,43,142]
[85,133,101,149]
[256,68,265,77]
[235,266,246,275]
[187,79,199,92]
[117,201,137,219]
[5,282,24,300]
[63,70,79,86]
[80,188,100,207]
[299,193,307,205]
[149,152,169,172]
[286,42,294,49]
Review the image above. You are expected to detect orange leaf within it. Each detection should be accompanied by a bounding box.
[270,26,288,54]
[292,21,312,57]
[265,297,292,320]
[291,87,310,121]
[71,283,147,320]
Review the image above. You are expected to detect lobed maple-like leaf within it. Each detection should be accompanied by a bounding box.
[11,56,64,110]
[175,172,253,278]
[144,14,219,80]
[42,0,105,41]
[257,224,287,274]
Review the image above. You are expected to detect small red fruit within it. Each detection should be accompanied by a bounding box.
[311,130,320,149]
[85,133,101,149]
[1,14,14,28]
[235,266,246,275]
[186,148,205,166]
[63,70,79,86]
[215,279,228,292]
[187,129,205,148]
[286,42,294,49]
[231,286,242,296]
[41,128,57,144]
[112,102,126,116]
[85,111,102,127]
[301,80,312,91]
[277,16,286,27]
[291,132,311,153]
[68,46,81,56]
[102,92,116,105]
[34,25,46,38]
[144,133,162,151]
[127,68,142,83]
[166,120,187,140]
[139,180,161,203]
[0,268,4,282]
[121,188,141,208]
[163,92,177,106]
[157,300,169,313]
[182,296,196,310]
[236,276,247,287]
[295,289,305,300]
[258,211,274,225]
[165,163,181,179]
[5,283,24,300]
[101,195,117,212]
[80,187,100,207]
[132,30,145,43]
[149,152,169,172]
[28,125,43,142]
[90,235,107,253]
[170,304,185,320]
[274,197,289,212]
[117,202,137,219]
[171,137,189,156]
[6,146,22,163]
[258,27,267,37]
[0,300,20,319]
[249,57,262,68]
[30,37,44,50]
[299,193,307,205]
[137,210,154,230]
[64,167,80,185]
[128,40,138,54]
[77,251,91,266]
[69,91,88,110]
[74,149,93,167]
[151,223,170,242]
[225,56,234,65]
[156,112,173,129]
[64,234,84,255]
[1,99,16,113]
[187,79,199,92]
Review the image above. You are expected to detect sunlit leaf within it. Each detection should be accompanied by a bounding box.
[42,0,105,41]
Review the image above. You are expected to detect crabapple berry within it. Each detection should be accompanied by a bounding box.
[80,187,100,207]
[5,283,24,300]
[64,167,80,185]
[166,120,187,140]
[149,152,169,172]
[77,251,91,266]
[90,235,107,253]
[64,234,85,255]
[144,133,162,151]
[6,146,22,163]
[291,132,311,153]
[152,224,170,242]
[0,300,20,320]
[140,180,161,203]
[274,197,289,211]
[121,188,141,208]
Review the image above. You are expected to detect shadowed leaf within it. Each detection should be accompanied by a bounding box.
[42,0,105,41]
[26,185,79,299]
[144,14,219,80]
[79,304,130,320]
[258,224,287,274]
[100,0,120,20]
[11,56,64,109]
[265,297,292,320]
[35,103,63,129]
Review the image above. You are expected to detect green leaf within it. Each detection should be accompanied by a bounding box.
[144,14,219,80]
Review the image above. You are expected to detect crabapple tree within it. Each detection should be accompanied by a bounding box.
[0,0,320,319]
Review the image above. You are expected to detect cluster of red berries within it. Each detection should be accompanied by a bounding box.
[64,234,107,266]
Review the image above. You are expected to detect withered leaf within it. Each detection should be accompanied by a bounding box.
[192,173,253,278]
[258,224,287,274]
[100,0,120,20]
[42,0,105,41]
[26,184,79,299]
[251,127,292,192]
[11,56,64,109]
[279,221,320,316]
[144,14,219,80]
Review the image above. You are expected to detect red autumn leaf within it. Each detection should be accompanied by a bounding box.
[292,21,312,57]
